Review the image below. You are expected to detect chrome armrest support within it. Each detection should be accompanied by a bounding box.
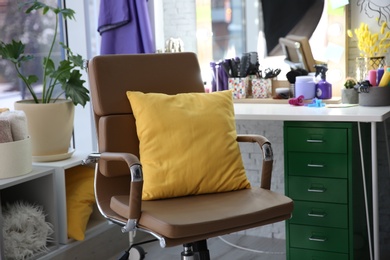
[262,143,273,161]
[121,219,138,233]
[237,134,274,190]
[82,152,101,165]
[83,151,143,220]
[130,164,143,182]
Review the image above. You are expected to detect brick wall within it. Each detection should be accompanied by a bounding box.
[162,0,197,53]
[236,120,286,239]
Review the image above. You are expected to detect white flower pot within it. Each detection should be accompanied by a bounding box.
[14,99,74,161]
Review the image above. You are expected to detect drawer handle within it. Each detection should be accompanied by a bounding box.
[306,139,323,143]
[307,163,324,168]
[308,212,326,218]
[309,236,327,242]
[307,188,326,193]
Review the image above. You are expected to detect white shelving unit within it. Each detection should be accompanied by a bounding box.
[34,151,91,244]
[0,167,58,259]
[33,150,110,244]
[32,150,130,259]
[0,151,130,259]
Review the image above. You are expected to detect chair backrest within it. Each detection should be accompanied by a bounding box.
[88,53,205,178]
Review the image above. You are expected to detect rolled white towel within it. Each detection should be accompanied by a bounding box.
[2,110,29,141]
[0,118,13,143]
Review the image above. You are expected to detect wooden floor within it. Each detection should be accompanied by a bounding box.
[110,234,286,260]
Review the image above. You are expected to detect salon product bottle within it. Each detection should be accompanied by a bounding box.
[368,70,377,86]
[377,68,384,86]
[314,64,332,99]
[378,68,390,87]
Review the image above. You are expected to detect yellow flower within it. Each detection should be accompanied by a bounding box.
[381,22,387,35]
[348,21,390,57]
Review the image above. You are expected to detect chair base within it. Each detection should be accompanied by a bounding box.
[181,243,195,260]
[181,240,210,260]
[119,238,210,260]
[193,240,210,260]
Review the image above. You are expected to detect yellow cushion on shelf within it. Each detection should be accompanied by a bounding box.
[126,90,250,200]
[65,165,95,241]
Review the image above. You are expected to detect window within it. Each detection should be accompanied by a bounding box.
[0,0,62,107]
[196,0,259,86]
[0,0,97,152]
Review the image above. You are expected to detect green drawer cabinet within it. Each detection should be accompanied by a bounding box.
[284,121,371,260]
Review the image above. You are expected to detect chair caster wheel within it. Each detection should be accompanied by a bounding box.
[129,246,146,260]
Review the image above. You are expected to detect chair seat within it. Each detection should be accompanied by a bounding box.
[111,187,293,241]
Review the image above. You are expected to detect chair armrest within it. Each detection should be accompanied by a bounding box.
[237,134,273,190]
[83,152,143,220]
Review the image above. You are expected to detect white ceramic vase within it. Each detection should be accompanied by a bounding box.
[14,99,74,161]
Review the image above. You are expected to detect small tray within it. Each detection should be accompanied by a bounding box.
[32,148,75,162]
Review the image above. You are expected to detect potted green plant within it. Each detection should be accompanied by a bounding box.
[0,1,90,161]
[342,77,358,104]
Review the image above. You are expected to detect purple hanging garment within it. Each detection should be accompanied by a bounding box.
[98,0,155,54]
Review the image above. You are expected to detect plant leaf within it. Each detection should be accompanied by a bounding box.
[43,57,56,76]
[25,75,39,85]
[0,40,33,65]
[21,1,48,13]
[61,70,89,107]
[59,8,76,20]
[69,54,85,68]
[52,60,72,80]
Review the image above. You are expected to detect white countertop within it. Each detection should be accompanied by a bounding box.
[234,103,390,122]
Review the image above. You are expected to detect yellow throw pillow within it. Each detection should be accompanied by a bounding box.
[65,165,95,241]
[126,90,250,200]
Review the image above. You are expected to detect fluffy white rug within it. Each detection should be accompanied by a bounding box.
[2,201,54,260]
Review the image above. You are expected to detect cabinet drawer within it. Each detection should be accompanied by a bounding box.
[289,224,348,253]
[290,201,348,228]
[288,176,347,203]
[286,127,347,153]
[289,248,348,260]
[287,152,347,178]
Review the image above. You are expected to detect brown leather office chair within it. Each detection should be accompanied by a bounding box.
[86,52,293,260]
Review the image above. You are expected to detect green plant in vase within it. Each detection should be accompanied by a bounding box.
[342,77,358,104]
[344,77,357,89]
[0,0,90,159]
[0,0,90,107]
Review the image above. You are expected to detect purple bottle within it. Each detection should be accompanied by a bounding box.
[314,64,332,99]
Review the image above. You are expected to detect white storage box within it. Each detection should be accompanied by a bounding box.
[0,137,32,179]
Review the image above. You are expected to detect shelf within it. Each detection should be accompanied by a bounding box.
[0,166,53,189]
[33,150,90,169]
[33,150,92,244]
[0,167,58,259]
